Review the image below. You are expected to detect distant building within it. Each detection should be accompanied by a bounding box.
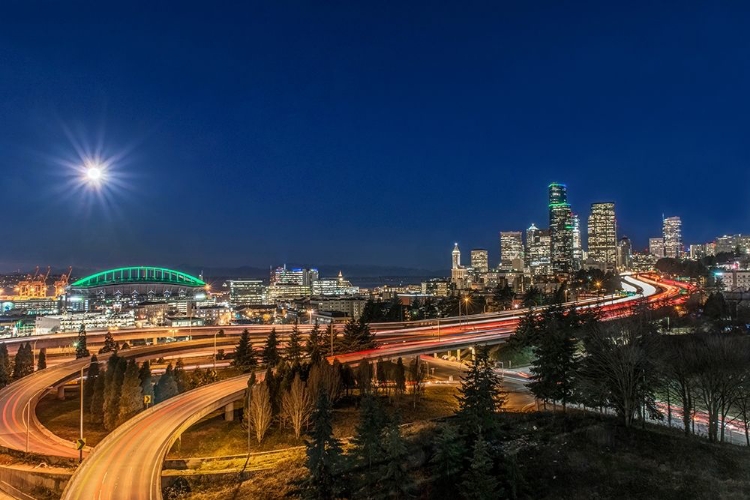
[451,243,469,289]
[229,280,266,306]
[421,279,450,297]
[35,310,136,334]
[267,265,318,301]
[500,232,524,271]
[663,216,682,259]
[689,244,707,261]
[549,183,574,275]
[617,237,632,270]
[572,214,583,271]
[718,270,750,292]
[311,272,359,296]
[649,237,665,258]
[311,297,368,320]
[470,249,489,274]
[587,202,617,270]
[526,224,552,281]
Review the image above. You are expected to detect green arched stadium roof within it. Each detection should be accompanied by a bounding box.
[70,267,206,289]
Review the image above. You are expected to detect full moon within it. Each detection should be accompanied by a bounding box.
[86,166,102,183]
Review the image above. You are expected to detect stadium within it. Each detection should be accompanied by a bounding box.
[67,266,207,300]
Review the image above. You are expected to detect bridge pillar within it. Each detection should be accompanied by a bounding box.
[224,402,234,421]
[433,352,438,358]
[456,349,462,362]
[57,385,65,401]
[152,337,159,346]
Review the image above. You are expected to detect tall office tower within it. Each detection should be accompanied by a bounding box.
[526,224,552,280]
[470,249,489,273]
[451,243,468,288]
[587,202,617,270]
[548,183,574,275]
[571,214,583,271]
[617,236,632,270]
[663,216,683,258]
[500,231,524,271]
[649,237,665,258]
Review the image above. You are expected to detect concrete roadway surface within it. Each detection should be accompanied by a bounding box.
[60,374,256,500]
[0,337,242,460]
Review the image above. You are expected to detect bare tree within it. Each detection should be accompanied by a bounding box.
[282,374,313,440]
[409,358,426,408]
[690,333,748,443]
[578,317,661,428]
[248,382,273,444]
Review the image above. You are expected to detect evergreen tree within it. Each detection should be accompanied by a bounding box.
[0,343,10,388]
[356,360,373,396]
[304,390,342,499]
[456,345,504,438]
[234,329,255,369]
[139,361,154,405]
[83,355,100,409]
[90,371,106,424]
[320,324,338,358]
[262,328,281,366]
[287,322,303,363]
[103,356,127,430]
[306,321,323,364]
[117,360,144,426]
[430,424,465,492]
[394,357,406,397]
[36,347,47,370]
[155,363,179,403]
[350,395,388,492]
[380,418,412,498]
[12,343,33,380]
[173,358,190,393]
[341,318,375,353]
[460,436,500,500]
[527,305,580,410]
[75,324,90,359]
[99,331,118,354]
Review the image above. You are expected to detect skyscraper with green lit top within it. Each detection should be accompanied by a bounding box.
[549,183,574,276]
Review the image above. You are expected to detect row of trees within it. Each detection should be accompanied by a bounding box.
[233,319,377,373]
[0,342,48,388]
[515,300,750,443]
[84,354,216,431]
[301,346,514,499]
[242,355,427,445]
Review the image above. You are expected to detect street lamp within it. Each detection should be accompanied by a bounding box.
[213,330,219,372]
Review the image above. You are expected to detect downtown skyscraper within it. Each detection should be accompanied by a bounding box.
[587,202,617,270]
[500,231,524,271]
[549,183,574,275]
[663,216,683,258]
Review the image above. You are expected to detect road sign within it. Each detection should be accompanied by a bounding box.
[144,395,152,405]
[75,438,86,450]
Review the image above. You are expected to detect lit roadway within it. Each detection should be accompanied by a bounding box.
[61,275,689,500]
[0,337,242,460]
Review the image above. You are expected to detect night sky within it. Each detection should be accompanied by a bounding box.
[2,2,749,272]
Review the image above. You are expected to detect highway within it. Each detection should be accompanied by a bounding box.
[61,274,688,500]
[0,337,243,460]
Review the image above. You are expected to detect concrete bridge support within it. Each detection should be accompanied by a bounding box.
[224,402,234,421]
[56,385,65,401]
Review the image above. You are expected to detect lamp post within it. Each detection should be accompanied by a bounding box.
[79,366,84,463]
[213,330,218,372]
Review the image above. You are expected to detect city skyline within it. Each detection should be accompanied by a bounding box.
[2,3,750,270]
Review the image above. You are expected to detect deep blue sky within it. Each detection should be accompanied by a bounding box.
[1,2,749,272]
